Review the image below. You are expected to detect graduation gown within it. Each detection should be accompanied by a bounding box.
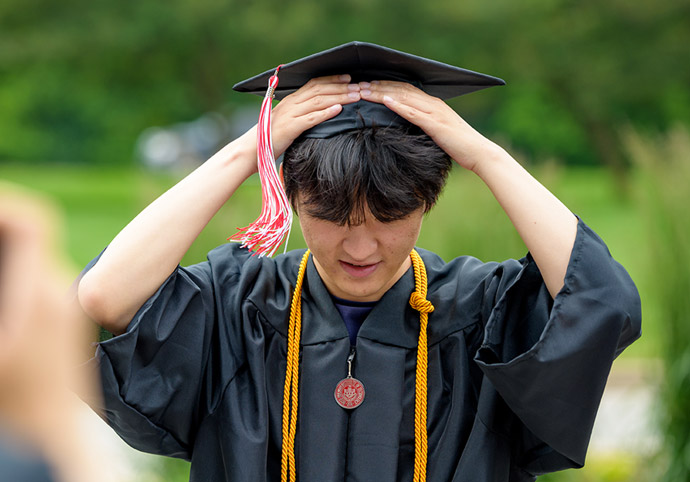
[84,220,641,481]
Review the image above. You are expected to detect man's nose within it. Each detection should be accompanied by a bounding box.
[342,226,378,261]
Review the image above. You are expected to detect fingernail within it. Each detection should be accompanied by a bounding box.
[348,91,361,100]
[329,104,341,112]
[347,84,360,91]
[372,80,380,85]
[339,74,351,82]
[359,81,371,89]
[361,89,372,97]
[383,95,394,103]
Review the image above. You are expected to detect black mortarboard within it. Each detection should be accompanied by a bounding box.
[233,41,505,138]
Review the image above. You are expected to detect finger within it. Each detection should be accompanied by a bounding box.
[271,103,344,155]
[382,95,433,128]
[299,103,343,128]
[276,84,360,122]
[290,81,360,105]
[360,88,433,126]
[308,74,352,85]
[288,74,353,100]
[292,90,361,114]
[363,79,422,92]
[283,101,345,133]
[359,81,434,114]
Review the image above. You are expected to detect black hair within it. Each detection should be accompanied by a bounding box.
[282,126,452,226]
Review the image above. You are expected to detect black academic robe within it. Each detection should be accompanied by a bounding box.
[84,220,641,481]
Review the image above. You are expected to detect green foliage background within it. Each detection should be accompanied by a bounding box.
[1,0,689,169]
[2,0,689,479]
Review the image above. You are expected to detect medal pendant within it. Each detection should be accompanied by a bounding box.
[334,376,365,409]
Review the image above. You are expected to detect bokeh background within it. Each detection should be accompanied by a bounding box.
[2,0,689,479]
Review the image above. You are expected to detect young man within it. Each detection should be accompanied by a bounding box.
[78,42,641,481]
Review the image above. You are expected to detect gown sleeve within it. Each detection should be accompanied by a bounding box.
[82,248,251,460]
[474,219,641,474]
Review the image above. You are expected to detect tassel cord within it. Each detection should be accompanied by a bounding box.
[231,65,292,257]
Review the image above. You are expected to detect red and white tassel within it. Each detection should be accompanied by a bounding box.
[230,65,292,257]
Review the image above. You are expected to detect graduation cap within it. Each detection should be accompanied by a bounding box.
[229,41,504,257]
[233,41,505,138]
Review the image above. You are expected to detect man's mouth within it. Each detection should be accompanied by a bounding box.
[339,260,380,278]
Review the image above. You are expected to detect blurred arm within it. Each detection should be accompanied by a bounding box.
[0,184,104,482]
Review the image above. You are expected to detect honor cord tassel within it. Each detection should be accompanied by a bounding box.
[230,65,292,257]
[409,249,433,482]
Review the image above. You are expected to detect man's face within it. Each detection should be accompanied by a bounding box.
[297,201,424,302]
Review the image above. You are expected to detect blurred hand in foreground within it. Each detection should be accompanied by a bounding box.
[0,182,102,482]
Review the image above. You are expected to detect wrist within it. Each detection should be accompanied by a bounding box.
[212,126,259,179]
[469,142,512,179]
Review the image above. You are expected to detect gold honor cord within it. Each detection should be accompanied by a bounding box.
[280,250,309,482]
[409,249,434,482]
[281,249,434,482]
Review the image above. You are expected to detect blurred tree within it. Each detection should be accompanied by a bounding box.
[0,0,687,168]
[421,0,690,171]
